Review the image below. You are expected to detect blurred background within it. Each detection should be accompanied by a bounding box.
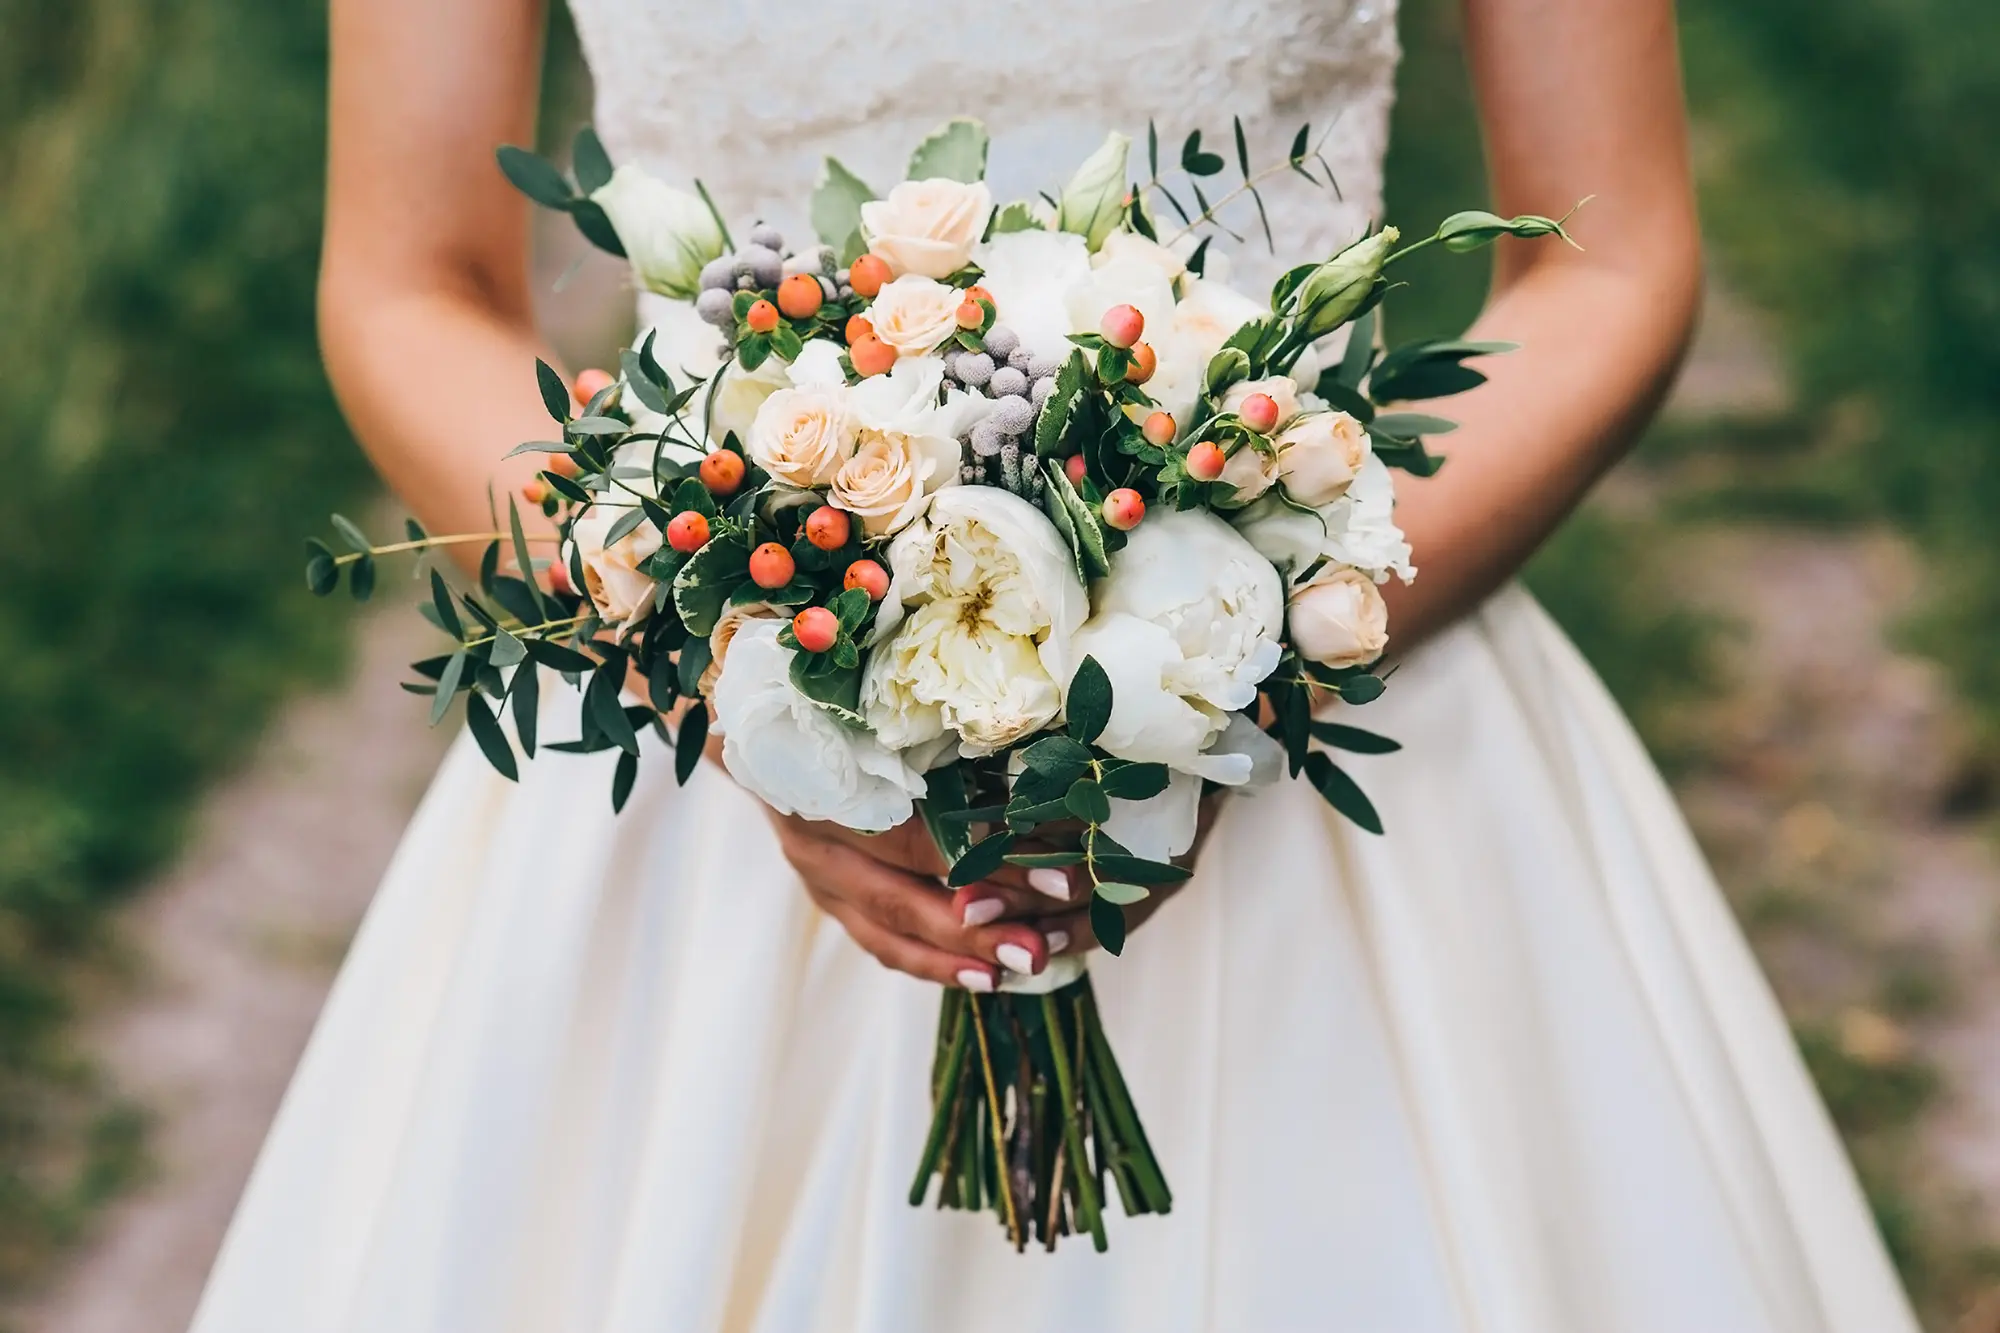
[3,1,1999,1329]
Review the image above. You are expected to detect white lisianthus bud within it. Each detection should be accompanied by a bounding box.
[590,164,726,300]
[1293,228,1398,338]
[1275,411,1371,506]
[1288,567,1389,668]
[1056,132,1131,251]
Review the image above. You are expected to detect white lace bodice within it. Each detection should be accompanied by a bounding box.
[568,0,1401,293]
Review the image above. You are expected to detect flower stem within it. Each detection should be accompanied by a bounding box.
[967,995,1022,1247]
[332,531,557,567]
[1042,991,1107,1251]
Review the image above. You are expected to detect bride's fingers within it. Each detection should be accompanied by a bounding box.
[805,839,1051,975]
[817,896,998,991]
[951,873,1079,928]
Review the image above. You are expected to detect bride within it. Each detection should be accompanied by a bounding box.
[193,1,1918,1330]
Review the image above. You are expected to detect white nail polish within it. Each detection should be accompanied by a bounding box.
[995,943,1035,974]
[956,969,994,993]
[962,898,1003,927]
[1027,868,1070,899]
[1045,930,1069,954]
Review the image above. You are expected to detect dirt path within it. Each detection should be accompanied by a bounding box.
[1,609,452,1333]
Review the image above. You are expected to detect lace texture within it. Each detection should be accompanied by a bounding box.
[567,0,1401,294]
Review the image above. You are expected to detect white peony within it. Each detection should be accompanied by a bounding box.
[831,357,981,536]
[566,498,662,630]
[712,621,926,832]
[590,165,726,300]
[1233,455,1414,586]
[969,228,1093,361]
[861,178,994,280]
[1064,255,1177,350]
[1101,713,1284,861]
[747,384,856,489]
[1275,410,1371,506]
[866,486,1086,757]
[1093,230,1190,287]
[1066,508,1284,783]
[1145,276,1270,421]
[1289,568,1390,668]
[862,274,964,358]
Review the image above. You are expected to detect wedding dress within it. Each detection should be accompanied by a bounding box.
[191,1,1919,1329]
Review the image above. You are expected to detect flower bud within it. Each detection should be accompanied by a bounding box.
[589,164,726,301]
[1293,227,1398,338]
[1056,131,1131,251]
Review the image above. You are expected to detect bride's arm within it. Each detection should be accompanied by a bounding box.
[1381,0,1703,651]
[320,0,561,558]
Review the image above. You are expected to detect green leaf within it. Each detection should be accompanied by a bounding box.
[1336,307,1376,389]
[621,351,670,414]
[1004,851,1084,869]
[991,200,1043,233]
[1204,346,1251,394]
[919,764,973,862]
[948,830,1018,888]
[1232,115,1252,177]
[1367,338,1514,404]
[489,626,528,669]
[304,539,338,596]
[1310,721,1402,754]
[1021,735,1093,777]
[588,667,641,756]
[1339,674,1386,705]
[568,415,628,436]
[1370,412,1459,438]
[811,157,876,260]
[330,513,370,553]
[429,570,464,639]
[567,198,626,258]
[506,496,548,619]
[1179,130,1225,177]
[1091,853,1191,885]
[511,663,539,758]
[1304,751,1383,834]
[535,358,572,423]
[1065,778,1111,825]
[676,634,713,700]
[1034,351,1088,458]
[675,706,707,785]
[1090,895,1128,956]
[1099,762,1170,800]
[1044,462,1109,579]
[571,125,613,193]
[430,650,467,725]
[603,504,649,549]
[348,553,376,602]
[495,145,575,209]
[1094,880,1150,906]
[672,538,751,637]
[612,750,639,812]
[523,638,597,674]
[831,586,870,632]
[907,117,989,183]
[1066,655,1112,744]
[465,692,520,781]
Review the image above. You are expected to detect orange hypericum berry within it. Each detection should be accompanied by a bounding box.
[849,334,898,378]
[571,367,615,406]
[955,300,984,330]
[843,558,890,601]
[777,273,824,320]
[666,510,711,553]
[748,541,796,589]
[849,254,892,298]
[1185,440,1227,481]
[543,451,580,478]
[1099,303,1144,349]
[745,299,781,334]
[845,314,876,344]
[699,449,745,496]
[1064,454,1088,486]
[1141,410,1175,446]
[521,478,550,505]
[805,506,852,551]
[792,606,840,654]
[1101,488,1146,531]
[1238,392,1281,434]
[1126,341,1158,385]
[963,284,994,306]
[548,560,576,596]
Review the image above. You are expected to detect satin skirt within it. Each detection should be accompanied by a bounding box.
[189,586,1917,1333]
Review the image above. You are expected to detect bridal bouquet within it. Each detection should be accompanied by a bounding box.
[307,117,1573,1251]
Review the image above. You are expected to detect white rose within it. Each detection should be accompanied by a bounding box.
[1067,508,1284,782]
[747,384,856,489]
[969,228,1093,360]
[590,164,725,300]
[786,338,849,387]
[1093,230,1188,286]
[707,353,795,447]
[1235,456,1414,585]
[712,621,926,833]
[828,357,978,536]
[1145,276,1269,420]
[1064,255,1177,348]
[566,500,663,630]
[1275,410,1371,506]
[862,274,964,358]
[866,486,1087,757]
[1222,375,1306,428]
[860,178,994,280]
[1214,440,1279,508]
[701,600,783,697]
[1288,567,1390,668]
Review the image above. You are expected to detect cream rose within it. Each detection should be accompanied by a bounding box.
[829,357,980,536]
[860,178,994,280]
[702,600,783,697]
[1289,568,1389,668]
[1222,375,1307,429]
[862,275,964,358]
[1275,410,1371,506]
[1234,455,1414,585]
[747,384,856,488]
[567,501,663,630]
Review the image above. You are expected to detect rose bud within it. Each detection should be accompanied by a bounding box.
[571,367,615,406]
[745,299,781,334]
[699,449,746,496]
[849,334,897,378]
[1288,569,1389,668]
[1237,391,1281,434]
[848,253,892,299]
[1101,487,1145,530]
[1185,440,1226,481]
[805,505,851,551]
[1126,341,1157,385]
[1141,410,1175,447]
[666,510,711,553]
[776,272,823,320]
[843,558,890,601]
[1099,303,1144,349]
[748,541,796,589]
[792,606,840,654]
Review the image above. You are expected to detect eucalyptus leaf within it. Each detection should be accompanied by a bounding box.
[1066,656,1112,744]
[511,662,539,758]
[612,749,639,812]
[430,650,467,726]
[1099,762,1170,801]
[429,569,464,639]
[1091,853,1191,885]
[675,706,707,785]
[489,626,527,669]
[1094,880,1150,906]
[1090,896,1128,956]
[465,693,520,781]
[329,513,370,553]
[1309,720,1402,754]
[1304,750,1383,834]
[588,667,641,756]
[948,831,1017,888]
[495,145,574,209]
[535,358,572,423]
[348,553,375,602]
[571,125,614,194]
[1065,778,1112,825]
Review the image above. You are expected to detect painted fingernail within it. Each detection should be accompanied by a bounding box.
[995,942,1036,974]
[957,969,994,992]
[1027,868,1070,899]
[962,897,1004,927]
[1045,929,1070,954]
